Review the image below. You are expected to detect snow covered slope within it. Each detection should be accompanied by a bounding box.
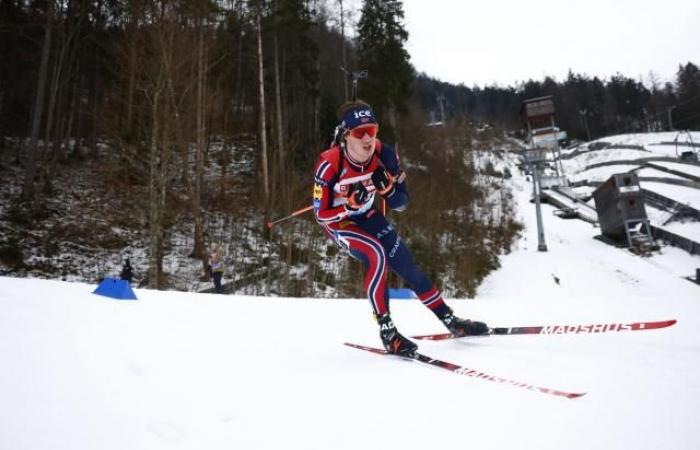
[1,149,699,450]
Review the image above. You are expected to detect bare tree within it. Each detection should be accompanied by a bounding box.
[40,1,85,190]
[273,26,285,199]
[338,0,348,101]
[141,6,182,289]
[255,5,270,217]
[193,11,208,273]
[23,0,55,205]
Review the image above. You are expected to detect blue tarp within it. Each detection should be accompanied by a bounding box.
[93,277,138,300]
[389,288,416,299]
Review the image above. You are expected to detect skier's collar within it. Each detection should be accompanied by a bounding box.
[343,147,374,172]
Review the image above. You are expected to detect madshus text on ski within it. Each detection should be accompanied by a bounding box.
[347,319,676,399]
[412,319,678,341]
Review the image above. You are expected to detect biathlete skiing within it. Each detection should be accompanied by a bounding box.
[312,100,489,356]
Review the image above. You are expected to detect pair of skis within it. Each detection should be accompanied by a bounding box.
[345,319,677,399]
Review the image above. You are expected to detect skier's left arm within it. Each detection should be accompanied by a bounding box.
[373,143,408,211]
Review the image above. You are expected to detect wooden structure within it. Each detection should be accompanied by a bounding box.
[593,173,654,253]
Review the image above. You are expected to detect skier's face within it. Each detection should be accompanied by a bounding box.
[345,125,378,162]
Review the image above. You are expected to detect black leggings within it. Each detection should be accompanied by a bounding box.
[212,271,223,293]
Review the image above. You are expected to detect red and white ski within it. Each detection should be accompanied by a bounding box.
[412,319,677,341]
[344,342,585,399]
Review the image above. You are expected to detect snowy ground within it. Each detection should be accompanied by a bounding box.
[1,144,700,450]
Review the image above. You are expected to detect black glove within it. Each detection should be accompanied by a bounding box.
[346,182,369,211]
[371,168,394,196]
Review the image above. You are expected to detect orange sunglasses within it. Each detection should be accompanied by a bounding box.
[347,125,378,139]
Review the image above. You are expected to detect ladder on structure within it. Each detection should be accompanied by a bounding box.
[624,219,656,255]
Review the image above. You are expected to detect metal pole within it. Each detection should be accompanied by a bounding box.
[532,160,548,252]
[580,108,591,141]
[551,116,566,186]
[557,141,567,187]
[266,205,313,229]
[351,70,368,102]
[438,94,445,123]
[668,106,676,131]
[524,108,547,251]
[550,116,562,179]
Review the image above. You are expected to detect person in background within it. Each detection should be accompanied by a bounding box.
[209,243,225,294]
[312,100,490,356]
[120,259,133,284]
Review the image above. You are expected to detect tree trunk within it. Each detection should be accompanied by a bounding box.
[273,30,284,205]
[23,0,55,204]
[148,89,163,289]
[39,44,62,191]
[88,0,104,159]
[256,9,270,216]
[193,16,207,274]
[311,19,321,145]
[63,72,79,161]
[126,14,137,135]
[234,1,245,113]
[40,11,75,190]
[339,0,348,101]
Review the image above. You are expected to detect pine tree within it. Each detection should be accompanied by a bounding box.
[356,0,413,138]
[675,62,700,130]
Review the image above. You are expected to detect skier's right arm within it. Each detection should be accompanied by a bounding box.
[313,157,348,224]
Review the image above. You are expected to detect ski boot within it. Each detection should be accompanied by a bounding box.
[441,308,490,337]
[377,313,418,357]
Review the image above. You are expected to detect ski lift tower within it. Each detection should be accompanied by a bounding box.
[521,96,567,185]
[520,96,563,252]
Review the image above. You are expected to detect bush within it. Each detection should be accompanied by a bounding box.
[0,239,25,269]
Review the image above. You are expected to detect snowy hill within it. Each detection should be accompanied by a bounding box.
[2,139,699,449]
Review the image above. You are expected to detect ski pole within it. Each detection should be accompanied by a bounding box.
[266,205,313,229]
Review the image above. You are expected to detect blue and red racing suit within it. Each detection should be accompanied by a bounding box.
[313,139,450,317]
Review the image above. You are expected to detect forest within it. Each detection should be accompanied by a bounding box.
[415,63,700,141]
